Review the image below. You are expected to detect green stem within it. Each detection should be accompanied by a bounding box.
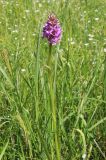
[104,54,106,105]
[47,44,52,67]
[48,44,60,160]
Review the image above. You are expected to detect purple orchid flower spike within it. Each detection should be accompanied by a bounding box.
[43,14,62,45]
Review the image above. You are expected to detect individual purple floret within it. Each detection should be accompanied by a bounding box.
[43,14,62,45]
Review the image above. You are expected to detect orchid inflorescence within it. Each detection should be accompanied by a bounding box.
[43,14,62,45]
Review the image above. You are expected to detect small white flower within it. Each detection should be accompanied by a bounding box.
[12,30,18,33]
[8,27,11,30]
[1,1,4,4]
[70,41,75,45]
[39,3,42,8]
[104,48,106,53]
[82,153,86,159]
[88,34,94,38]
[25,10,30,13]
[6,1,9,5]
[16,3,19,6]
[89,37,93,41]
[21,69,26,72]
[23,37,25,41]
[32,33,36,36]
[70,38,73,41]
[84,43,89,46]
[95,17,99,21]
[88,20,91,23]
[15,24,18,27]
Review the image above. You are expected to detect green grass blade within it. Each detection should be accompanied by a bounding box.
[0,141,9,160]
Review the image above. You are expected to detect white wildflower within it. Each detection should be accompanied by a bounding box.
[82,153,86,159]
[39,3,42,7]
[88,20,91,23]
[16,3,19,6]
[70,41,75,45]
[15,24,18,27]
[88,34,94,38]
[84,43,89,46]
[12,30,18,33]
[68,38,70,42]
[104,48,106,53]
[25,10,30,13]
[23,37,25,41]
[32,33,36,36]
[89,37,93,41]
[95,17,99,21]
[21,69,26,72]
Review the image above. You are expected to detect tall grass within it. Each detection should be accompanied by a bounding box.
[0,0,106,159]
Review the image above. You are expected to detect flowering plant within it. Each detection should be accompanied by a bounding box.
[43,14,62,45]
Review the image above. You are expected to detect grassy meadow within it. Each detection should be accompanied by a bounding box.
[0,0,106,159]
